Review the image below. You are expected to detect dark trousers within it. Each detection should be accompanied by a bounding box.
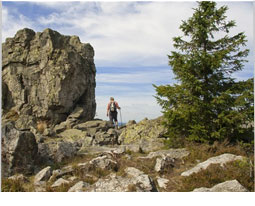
[109,111,118,125]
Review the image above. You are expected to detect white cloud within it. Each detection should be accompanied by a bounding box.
[96,69,172,84]
[2,6,34,41]
[2,2,253,68]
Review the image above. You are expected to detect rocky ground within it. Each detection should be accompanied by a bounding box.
[2,116,254,192]
[1,28,254,192]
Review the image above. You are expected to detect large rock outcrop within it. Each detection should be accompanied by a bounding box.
[2,28,96,128]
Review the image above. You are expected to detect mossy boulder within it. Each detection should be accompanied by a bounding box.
[119,117,167,152]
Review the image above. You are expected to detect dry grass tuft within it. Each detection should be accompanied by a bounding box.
[184,141,249,165]
[127,184,137,192]
[1,178,25,192]
[46,182,74,192]
[36,120,47,134]
[177,159,254,192]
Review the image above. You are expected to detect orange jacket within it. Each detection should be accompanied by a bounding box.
[107,101,120,112]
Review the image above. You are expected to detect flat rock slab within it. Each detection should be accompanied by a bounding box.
[68,176,79,182]
[125,167,144,177]
[8,174,29,183]
[142,148,190,159]
[192,180,248,192]
[78,146,119,155]
[59,129,87,140]
[49,166,74,181]
[34,166,52,183]
[87,167,157,192]
[51,178,70,188]
[154,156,175,172]
[68,181,90,192]
[157,177,169,189]
[181,153,244,177]
[89,155,118,170]
[34,181,47,192]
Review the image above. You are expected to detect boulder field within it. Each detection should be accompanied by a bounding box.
[1,28,251,192]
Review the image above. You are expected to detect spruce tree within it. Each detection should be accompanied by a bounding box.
[154,1,253,144]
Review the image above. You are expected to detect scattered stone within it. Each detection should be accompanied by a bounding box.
[125,144,141,153]
[51,178,70,188]
[192,180,248,192]
[144,148,190,159]
[68,176,78,182]
[135,174,155,192]
[74,120,112,132]
[86,174,130,192]
[81,136,93,147]
[93,131,118,145]
[67,106,85,120]
[34,166,52,183]
[49,169,62,182]
[89,155,118,171]
[87,171,157,192]
[113,146,126,155]
[54,122,67,134]
[126,120,136,126]
[61,166,74,173]
[1,122,38,177]
[107,128,116,136]
[78,146,117,155]
[8,174,28,183]
[58,129,87,140]
[42,127,55,136]
[125,167,156,192]
[181,153,244,177]
[157,177,169,189]
[68,181,89,192]
[77,162,89,170]
[34,181,47,192]
[125,167,144,177]
[49,166,74,182]
[154,156,175,173]
[55,141,78,162]
[125,154,132,160]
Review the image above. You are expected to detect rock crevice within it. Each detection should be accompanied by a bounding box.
[2,28,96,127]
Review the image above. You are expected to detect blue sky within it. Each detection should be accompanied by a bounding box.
[2,1,254,122]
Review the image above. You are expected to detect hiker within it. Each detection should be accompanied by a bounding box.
[107,97,121,129]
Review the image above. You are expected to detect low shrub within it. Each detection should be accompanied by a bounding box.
[177,159,254,192]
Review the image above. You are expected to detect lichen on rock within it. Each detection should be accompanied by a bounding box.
[2,28,96,128]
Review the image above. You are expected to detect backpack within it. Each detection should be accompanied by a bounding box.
[110,102,117,112]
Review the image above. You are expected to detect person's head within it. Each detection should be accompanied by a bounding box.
[110,97,114,102]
